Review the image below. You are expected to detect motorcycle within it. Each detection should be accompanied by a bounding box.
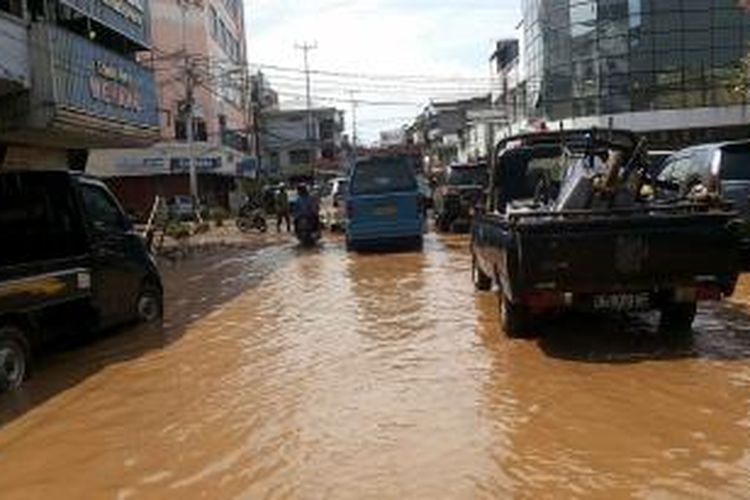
[294,214,321,246]
[236,205,268,233]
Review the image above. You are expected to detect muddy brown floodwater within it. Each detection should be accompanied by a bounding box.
[1,234,750,498]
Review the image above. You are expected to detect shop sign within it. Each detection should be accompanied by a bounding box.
[49,26,158,128]
[60,0,150,47]
[90,61,141,111]
[170,157,222,173]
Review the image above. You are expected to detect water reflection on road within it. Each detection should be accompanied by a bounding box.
[1,234,750,498]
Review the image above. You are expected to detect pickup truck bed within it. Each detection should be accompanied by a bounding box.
[472,205,740,336]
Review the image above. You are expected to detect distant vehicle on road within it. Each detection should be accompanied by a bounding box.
[320,177,349,231]
[0,171,163,392]
[471,130,741,338]
[236,204,268,233]
[346,155,424,251]
[657,141,750,264]
[434,162,488,232]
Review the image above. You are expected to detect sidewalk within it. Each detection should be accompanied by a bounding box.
[154,221,293,262]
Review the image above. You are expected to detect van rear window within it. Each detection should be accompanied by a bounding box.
[0,174,87,268]
[720,145,750,181]
[351,159,417,195]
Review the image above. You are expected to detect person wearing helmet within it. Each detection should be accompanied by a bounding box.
[294,183,320,230]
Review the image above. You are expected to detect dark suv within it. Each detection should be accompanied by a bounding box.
[658,140,750,262]
[0,170,163,391]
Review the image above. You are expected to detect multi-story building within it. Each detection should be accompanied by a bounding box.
[517,0,750,148]
[88,0,251,215]
[260,107,344,180]
[409,96,492,169]
[0,0,159,169]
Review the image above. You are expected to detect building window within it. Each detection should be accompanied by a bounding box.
[319,119,335,141]
[0,0,23,17]
[270,152,280,170]
[289,149,312,165]
[175,117,208,142]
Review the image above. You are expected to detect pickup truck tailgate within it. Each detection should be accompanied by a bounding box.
[514,212,739,293]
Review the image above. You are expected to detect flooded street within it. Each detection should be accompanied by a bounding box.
[1,234,750,498]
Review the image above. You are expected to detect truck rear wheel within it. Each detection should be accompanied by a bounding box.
[660,301,697,333]
[500,294,534,339]
[472,255,492,291]
[0,326,30,393]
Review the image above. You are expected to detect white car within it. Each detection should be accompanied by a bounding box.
[321,177,349,231]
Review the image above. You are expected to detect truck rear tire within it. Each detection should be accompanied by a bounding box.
[0,326,31,392]
[660,301,697,333]
[500,294,534,339]
[472,255,492,291]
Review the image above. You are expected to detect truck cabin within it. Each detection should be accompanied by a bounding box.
[443,162,489,188]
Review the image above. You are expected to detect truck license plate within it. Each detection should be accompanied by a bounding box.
[593,293,650,311]
[374,205,397,216]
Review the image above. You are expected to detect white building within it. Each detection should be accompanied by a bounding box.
[260,107,344,179]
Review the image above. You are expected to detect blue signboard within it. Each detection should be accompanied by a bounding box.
[49,26,159,129]
[170,157,223,173]
[60,0,151,48]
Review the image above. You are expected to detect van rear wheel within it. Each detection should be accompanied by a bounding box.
[0,326,30,393]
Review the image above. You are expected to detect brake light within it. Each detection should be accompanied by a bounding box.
[696,285,722,302]
[522,291,564,312]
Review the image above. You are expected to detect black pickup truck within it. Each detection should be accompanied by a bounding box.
[471,130,741,338]
[0,171,163,391]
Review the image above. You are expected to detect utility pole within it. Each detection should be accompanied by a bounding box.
[251,71,263,175]
[185,58,198,201]
[348,90,359,151]
[295,41,317,142]
[179,0,198,201]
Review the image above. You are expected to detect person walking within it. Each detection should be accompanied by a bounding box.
[275,186,291,232]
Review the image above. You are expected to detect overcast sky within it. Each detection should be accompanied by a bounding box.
[245,0,521,143]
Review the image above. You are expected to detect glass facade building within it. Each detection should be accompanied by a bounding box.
[522,0,750,131]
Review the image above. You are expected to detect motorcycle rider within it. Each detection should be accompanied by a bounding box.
[293,183,320,232]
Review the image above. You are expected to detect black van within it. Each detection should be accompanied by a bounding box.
[0,170,163,391]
